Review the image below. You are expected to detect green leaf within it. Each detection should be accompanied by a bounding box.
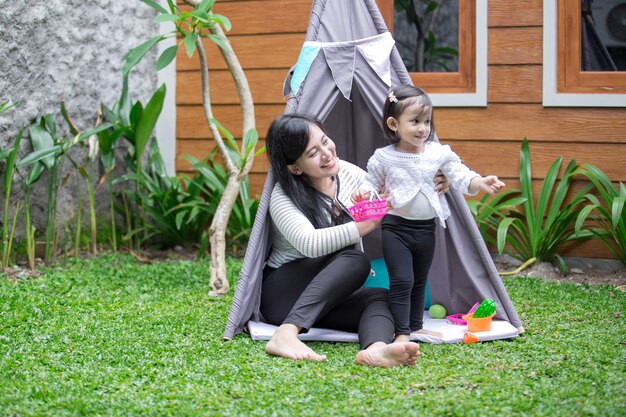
[426,1,439,12]
[191,10,211,23]
[119,76,132,126]
[77,123,115,143]
[155,13,180,24]
[197,0,217,13]
[16,145,63,168]
[210,13,232,31]
[27,162,45,185]
[210,118,239,156]
[206,33,230,51]
[134,84,166,169]
[28,123,56,169]
[519,138,535,234]
[166,0,177,14]
[140,0,168,14]
[184,32,197,57]
[156,44,178,71]
[4,127,24,190]
[60,100,80,136]
[612,196,625,229]
[123,35,164,77]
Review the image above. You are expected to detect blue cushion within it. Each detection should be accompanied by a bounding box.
[364,257,431,309]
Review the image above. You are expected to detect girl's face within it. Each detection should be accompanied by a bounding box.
[288,123,339,182]
[387,102,432,153]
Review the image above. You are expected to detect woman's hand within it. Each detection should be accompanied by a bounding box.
[355,216,384,237]
[433,170,449,196]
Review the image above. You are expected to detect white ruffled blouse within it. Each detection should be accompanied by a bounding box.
[363,142,480,227]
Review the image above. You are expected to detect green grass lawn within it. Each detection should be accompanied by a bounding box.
[1,254,624,417]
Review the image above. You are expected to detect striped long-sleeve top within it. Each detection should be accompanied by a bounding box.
[266,160,366,269]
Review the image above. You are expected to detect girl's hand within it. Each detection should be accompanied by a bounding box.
[351,188,371,203]
[480,176,505,195]
[433,170,449,195]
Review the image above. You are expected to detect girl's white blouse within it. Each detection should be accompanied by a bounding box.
[363,142,480,227]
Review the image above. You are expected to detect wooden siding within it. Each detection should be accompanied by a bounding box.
[175,0,626,259]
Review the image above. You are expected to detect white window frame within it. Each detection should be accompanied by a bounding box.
[542,0,626,107]
[431,0,487,107]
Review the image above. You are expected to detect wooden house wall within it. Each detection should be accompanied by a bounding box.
[175,0,626,259]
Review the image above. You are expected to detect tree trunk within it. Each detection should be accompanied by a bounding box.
[187,0,256,295]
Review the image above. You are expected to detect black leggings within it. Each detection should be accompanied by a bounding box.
[382,215,437,335]
[260,248,395,349]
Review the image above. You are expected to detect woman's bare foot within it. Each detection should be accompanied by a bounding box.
[355,341,420,368]
[412,329,443,339]
[265,324,327,362]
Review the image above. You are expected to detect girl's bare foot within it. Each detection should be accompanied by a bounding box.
[412,329,443,339]
[355,341,420,368]
[394,334,410,343]
[265,324,327,362]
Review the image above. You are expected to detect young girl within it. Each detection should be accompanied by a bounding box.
[353,85,505,342]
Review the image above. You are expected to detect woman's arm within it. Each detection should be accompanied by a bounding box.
[270,185,362,258]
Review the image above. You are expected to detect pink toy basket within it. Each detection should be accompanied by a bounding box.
[349,192,387,222]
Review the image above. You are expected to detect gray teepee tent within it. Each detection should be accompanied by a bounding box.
[223,0,523,340]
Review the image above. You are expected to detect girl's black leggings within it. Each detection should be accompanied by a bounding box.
[260,248,395,349]
[382,215,437,335]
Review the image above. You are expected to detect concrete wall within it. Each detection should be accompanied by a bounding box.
[0,0,161,239]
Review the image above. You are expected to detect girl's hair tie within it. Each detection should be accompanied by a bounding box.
[388,91,398,103]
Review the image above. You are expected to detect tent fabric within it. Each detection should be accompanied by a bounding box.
[223,0,523,340]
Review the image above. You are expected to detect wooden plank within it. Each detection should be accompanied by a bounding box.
[447,140,626,181]
[176,104,286,138]
[176,33,305,71]
[435,104,626,142]
[177,68,289,105]
[488,27,542,65]
[489,0,543,27]
[179,0,311,35]
[488,65,542,103]
[176,139,269,173]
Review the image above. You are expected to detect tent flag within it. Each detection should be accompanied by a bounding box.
[291,32,395,99]
[223,0,524,341]
[290,45,321,95]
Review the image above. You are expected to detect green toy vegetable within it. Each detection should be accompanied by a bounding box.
[472,299,496,318]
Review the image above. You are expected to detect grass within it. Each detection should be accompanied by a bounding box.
[1,254,624,417]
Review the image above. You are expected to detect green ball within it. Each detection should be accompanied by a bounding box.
[429,304,447,319]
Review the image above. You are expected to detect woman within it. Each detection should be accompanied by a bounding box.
[261,113,447,367]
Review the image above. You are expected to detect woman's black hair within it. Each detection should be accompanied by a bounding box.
[266,113,343,228]
[382,84,435,145]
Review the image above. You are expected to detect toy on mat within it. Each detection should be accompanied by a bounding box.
[472,299,496,318]
[349,191,387,222]
[462,299,497,333]
[429,304,447,319]
[446,302,479,325]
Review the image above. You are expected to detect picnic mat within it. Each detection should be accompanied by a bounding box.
[247,312,519,344]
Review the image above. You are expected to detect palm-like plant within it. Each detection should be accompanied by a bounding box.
[574,164,626,266]
[492,139,594,270]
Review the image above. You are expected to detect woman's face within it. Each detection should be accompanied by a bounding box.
[288,123,339,181]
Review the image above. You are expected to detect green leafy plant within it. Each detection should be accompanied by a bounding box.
[492,139,594,271]
[115,141,214,246]
[1,127,24,269]
[394,0,459,72]
[468,190,527,249]
[573,164,626,265]
[98,78,166,250]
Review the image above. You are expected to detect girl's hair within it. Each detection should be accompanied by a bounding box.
[266,113,343,228]
[382,84,435,144]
